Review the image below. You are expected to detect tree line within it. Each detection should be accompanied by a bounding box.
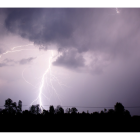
[1,98,140,132]
[0,98,131,118]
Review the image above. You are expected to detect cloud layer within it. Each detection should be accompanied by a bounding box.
[2,8,140,73]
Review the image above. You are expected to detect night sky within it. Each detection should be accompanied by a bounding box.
[0,8,140,115]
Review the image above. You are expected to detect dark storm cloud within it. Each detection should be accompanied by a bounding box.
[53,48,85,69]
[2,8,140,69]
[0,9,8,37]
[4,8,76,47]
[19,57,36,65]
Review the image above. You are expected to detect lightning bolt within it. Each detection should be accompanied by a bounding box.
[0,43,35,59]
[30,50,63,112]
[11,43,34,50]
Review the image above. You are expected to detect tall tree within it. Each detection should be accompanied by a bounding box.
[4,98,15,114]
[49,105,55,114]
[18,100,22,113]
[30,105,36,114]
[12,102,17,114]
[114,102,125,115]
[55,105,64,114]
[70,107,78,114]
[29,104,41,115]
[124,110,131,117]
[36,104,41,114]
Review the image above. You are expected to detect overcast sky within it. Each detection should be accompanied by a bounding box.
[0,8,140,115]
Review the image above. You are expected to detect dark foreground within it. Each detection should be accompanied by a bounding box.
[0,115,140,132]
[1,99,139,132]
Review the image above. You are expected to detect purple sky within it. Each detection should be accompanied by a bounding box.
[0,8,140,115]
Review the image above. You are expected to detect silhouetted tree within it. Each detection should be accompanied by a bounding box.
[114,102,125,115]
[4,99,22,115]
[12,102,17,113]
[124,110,131,118]
[70,107,78,114]
[104,108,107,113]
[82,111,86,114]
[49,105,55,114]
[55,105,64,114]
[17,100,22,113]
[29,104,41,115]
[4,98,15,114]
[36,104,41,114]
[29,105,35,114]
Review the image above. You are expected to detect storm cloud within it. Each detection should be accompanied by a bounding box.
[53,48,85,69]
[1,8,140,71]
